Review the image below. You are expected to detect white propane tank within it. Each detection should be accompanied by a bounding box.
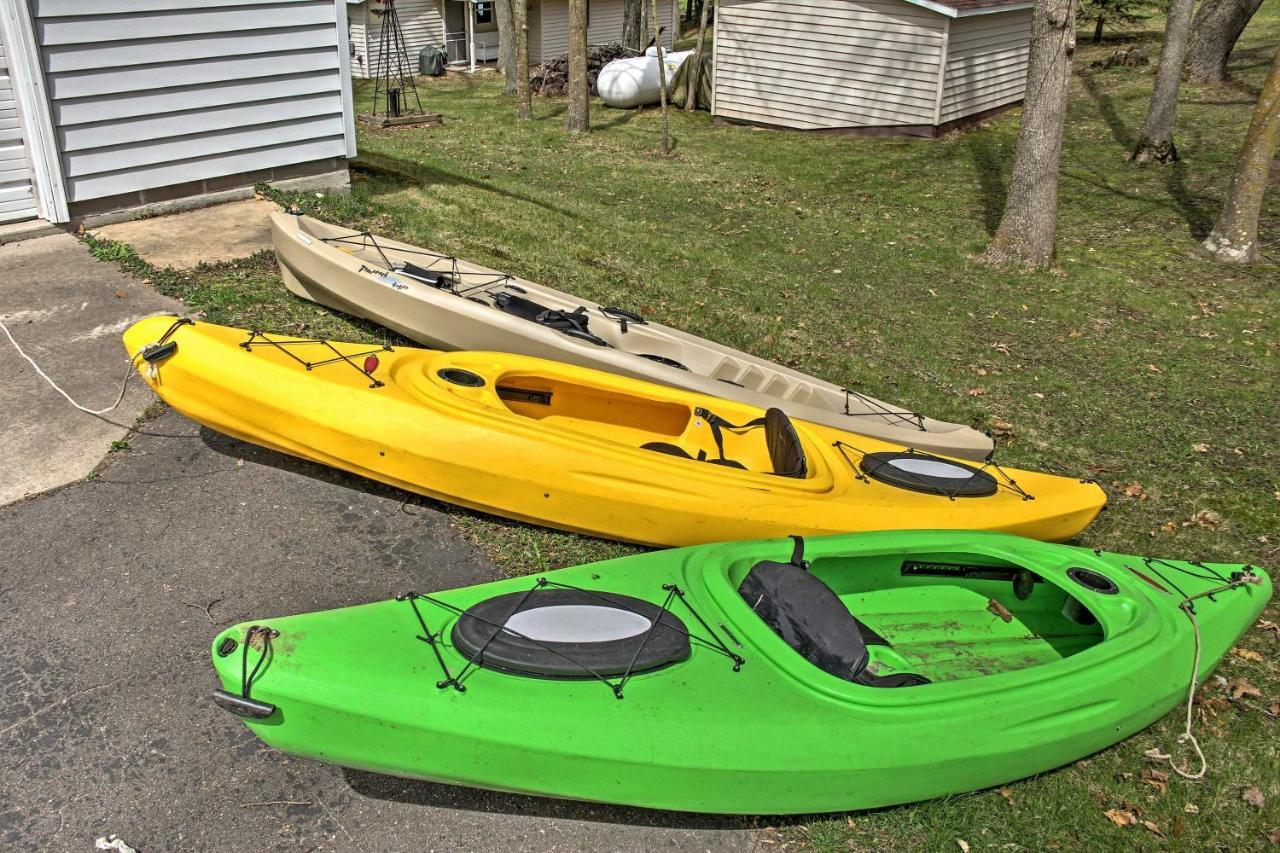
[598,48,695,108]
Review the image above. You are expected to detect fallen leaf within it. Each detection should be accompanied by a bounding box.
[1105,807,1139,828]
[1257,619,1278,637]
[967,388,986,396]
[1068,329,1083,338]
[1140,768,1169,794]
[1229,678,1262,700]
[1160,521,1179,533]
[1184,803,1199,814]
[1267,702,1278,718]
[1243,787,1266,808]
[846,817,856,829]
[1188,509,1223,530]
[1232,647,1265,663]
[1122,482,1148,501]
[1142,820,1164,838]
[989,416,1015,439]
[992,342,1011,356]
[988,599,1014,622]
[957,840,971,853]
[997,787,1015,804]
[1031,392,1045,399]
[113,289,128,298]
[1147,364,1163,373]
[1268,826,1280,845]
[1192,442,1210,453]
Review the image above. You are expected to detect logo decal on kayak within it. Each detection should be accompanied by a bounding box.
[359,263,409,292]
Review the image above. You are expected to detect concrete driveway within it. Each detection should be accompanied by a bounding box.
[0,410,766,851]
[0,232,182,505]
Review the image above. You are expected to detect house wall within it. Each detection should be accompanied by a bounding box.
[938,9,1030,124]
[533,0,675,63]
[713,0,947,130]
[350,0,446,79]
[29,0,354,211]
[0,30,38,222]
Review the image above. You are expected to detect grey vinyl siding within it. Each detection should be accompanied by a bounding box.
[0,33,39,222]
[714,0,946,130]
[349,0,444,79]
[31,0,352,203]
[938,9,1029,123]
[532,0,673,63]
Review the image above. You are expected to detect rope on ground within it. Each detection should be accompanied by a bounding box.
[0,318,137,416]
[1163,570,1263,780]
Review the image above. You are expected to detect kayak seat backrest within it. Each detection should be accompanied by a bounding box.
[641,441,747,470]
[395,261,457,289]
[764,408,807,479]
[492,292,613,347]
[738,561,930,688]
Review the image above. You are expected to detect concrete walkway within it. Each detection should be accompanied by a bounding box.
[0,233,182,505]
[0,411,765,851]
[92,197,278,269]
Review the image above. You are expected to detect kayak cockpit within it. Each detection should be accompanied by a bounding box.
[733,543,1105,687]
[493,373,813,479]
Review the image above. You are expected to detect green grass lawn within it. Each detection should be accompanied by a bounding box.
[93,10,1277,850]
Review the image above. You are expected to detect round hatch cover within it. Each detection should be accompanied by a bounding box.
[859,451,998,497]
[451,588,690,679]
[1067,567,1119,594]
[437,368,486,388]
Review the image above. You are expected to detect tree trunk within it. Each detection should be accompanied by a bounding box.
[495,0,517,95]
[650,0,670,155]
[1131,0,1195,163]
[514,0,532,120]
[685,0,712,111]
[1203,45,1280,264]
[978,0,1075,269]
[1093,14,1104,44]
[622,0,645,52]
[565,0,590,132]
[1186,0,1264,85]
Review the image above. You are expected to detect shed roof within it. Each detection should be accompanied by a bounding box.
[905,0,1032,17]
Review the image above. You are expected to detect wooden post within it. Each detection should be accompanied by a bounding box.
[649,1,670,154]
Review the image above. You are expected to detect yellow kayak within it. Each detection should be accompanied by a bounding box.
[123,317,1106,547]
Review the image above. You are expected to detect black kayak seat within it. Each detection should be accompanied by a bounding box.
[491,292,612,347]
[640,442,747,469]
[738,544,930,688]
[639,407,806,477]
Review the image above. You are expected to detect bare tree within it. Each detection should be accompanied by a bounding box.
[622,0,645,52]
[565,0,590,132]
[513,0,531,119]
[1186,0,1264,85]
[495,0,517,95]
[1203,45,1280,264]
[685,0,712,111]
[1130,0,1195,163]
[649,0,671,154]
[977,0,1075,268]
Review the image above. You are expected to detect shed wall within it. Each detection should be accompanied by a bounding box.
[350,0,445,79]
[714,0,947,130]
[32,0,353,204]
[534,0,674,63]
[939,9,1029,123]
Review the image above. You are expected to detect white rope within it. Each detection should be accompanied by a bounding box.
[1164,571,1262,780]
[1,318,139,416]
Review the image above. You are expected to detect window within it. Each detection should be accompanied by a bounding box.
[474,1,493,23]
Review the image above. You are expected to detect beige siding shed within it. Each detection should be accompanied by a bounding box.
[348,0,445,79]
[532,0,676,64]
[713,0,1032,135]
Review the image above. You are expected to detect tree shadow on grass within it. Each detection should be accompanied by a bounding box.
[1079,71,1135,150]
[962,132,1011,235]
[351,152,573,218]
[1165,160,1215,239]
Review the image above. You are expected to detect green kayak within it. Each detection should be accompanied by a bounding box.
[210,531,1270,814]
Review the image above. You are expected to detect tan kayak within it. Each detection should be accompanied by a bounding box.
[271,211,994,459]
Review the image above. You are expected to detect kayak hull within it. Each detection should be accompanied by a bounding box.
[211,531,1271,814]
[123,317,1104,547]
[271,211,995,460]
